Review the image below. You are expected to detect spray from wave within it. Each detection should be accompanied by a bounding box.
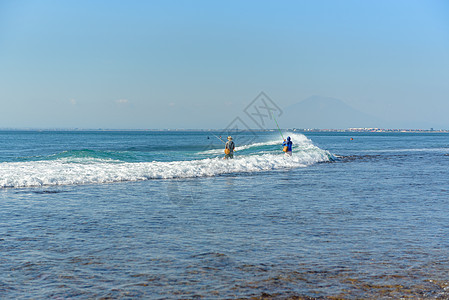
[0,133,333,188]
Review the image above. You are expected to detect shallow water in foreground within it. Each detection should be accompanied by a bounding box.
[1,131,449,298]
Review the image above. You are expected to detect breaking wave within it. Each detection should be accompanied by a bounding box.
[0,133,333,188]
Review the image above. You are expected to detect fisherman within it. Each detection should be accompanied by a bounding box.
[282,136,293,156]
[224,136,235,159]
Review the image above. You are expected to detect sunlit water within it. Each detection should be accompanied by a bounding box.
[1,131,448,298]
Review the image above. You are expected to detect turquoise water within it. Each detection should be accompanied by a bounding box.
[1,130,448,298]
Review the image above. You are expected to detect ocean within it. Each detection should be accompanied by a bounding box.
[1,130,448,299]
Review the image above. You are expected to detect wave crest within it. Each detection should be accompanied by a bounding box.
[0,133,333,188]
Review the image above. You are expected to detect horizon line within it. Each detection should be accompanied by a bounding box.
[1,127,448,132]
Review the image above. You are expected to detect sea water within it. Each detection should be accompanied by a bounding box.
[0,130,448,298]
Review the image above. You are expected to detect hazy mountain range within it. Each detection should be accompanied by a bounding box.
[279,96,382,129]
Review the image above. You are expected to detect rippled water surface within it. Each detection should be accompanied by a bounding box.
[1,131,448,298]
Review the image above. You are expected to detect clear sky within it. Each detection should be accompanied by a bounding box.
[1,0,448,129]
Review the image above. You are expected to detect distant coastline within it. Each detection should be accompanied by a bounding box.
[1,128,448,133]
[296,128,449,133]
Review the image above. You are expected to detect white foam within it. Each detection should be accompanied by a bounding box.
[199,133,315,155]
[0,152,330,188]
[0,133,332,188]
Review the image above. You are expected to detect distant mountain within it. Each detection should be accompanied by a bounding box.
[279,96,381,129]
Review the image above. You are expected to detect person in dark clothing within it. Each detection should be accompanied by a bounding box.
[224,136,235,159]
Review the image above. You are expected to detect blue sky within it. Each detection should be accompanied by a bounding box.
[1,0,448,129]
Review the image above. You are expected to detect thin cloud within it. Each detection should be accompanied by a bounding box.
[116,99,129,104]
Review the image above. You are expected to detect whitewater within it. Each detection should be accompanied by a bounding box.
[0,133,332,188]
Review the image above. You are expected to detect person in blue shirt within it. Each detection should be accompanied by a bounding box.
[282,136,293,156]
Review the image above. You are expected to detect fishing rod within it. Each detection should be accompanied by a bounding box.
[213,134,226,144]
[270,111,285,141]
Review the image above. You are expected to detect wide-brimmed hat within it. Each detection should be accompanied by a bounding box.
[227,136,232,140]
